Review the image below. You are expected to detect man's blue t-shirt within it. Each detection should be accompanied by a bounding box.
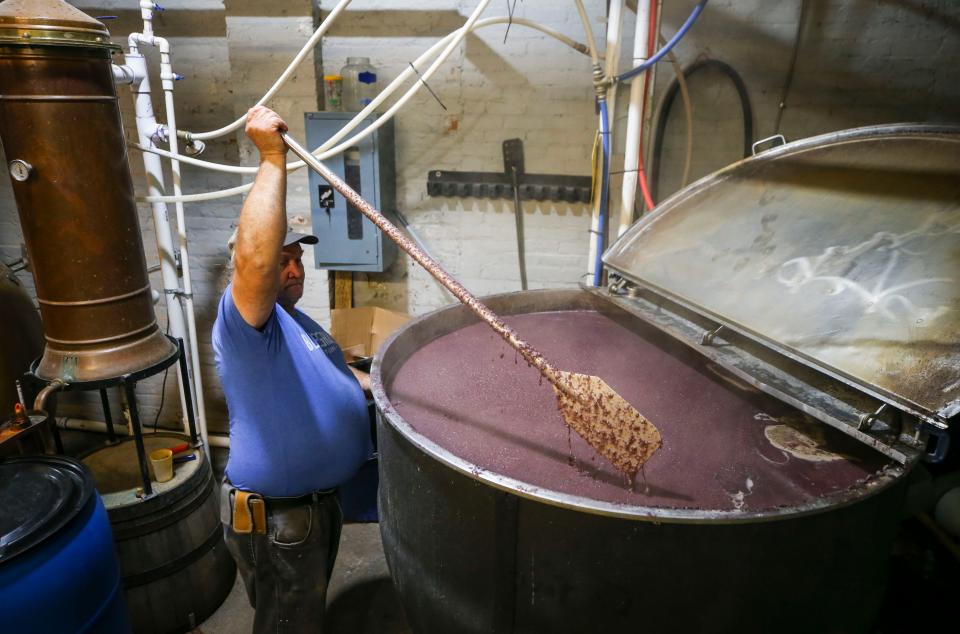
[212,285,372,497]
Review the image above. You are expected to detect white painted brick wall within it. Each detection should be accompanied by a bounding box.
[320,0,605,317]
[0,0,957,432]
[650,0,960,199]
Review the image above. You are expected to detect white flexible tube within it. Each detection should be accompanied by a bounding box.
[140,7,606,205]
[572,0,600,66]
[134,15,590,177]
[145,0,493,203]
[619,0,651,236]
[185,0,355,142]
[157,36,210,453]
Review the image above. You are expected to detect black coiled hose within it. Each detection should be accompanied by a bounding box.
[650,59,753,203]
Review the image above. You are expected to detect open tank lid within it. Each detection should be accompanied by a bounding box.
[0,0,116,50]
[604,124,960,428]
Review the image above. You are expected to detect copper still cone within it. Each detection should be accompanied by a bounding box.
[0,0,175,382]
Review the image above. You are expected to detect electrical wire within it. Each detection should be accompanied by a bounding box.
[649,58,752,202]
[153,320,171,431]
[133,15,592,177]
[183,0,355,142]
[663,43,693,190]
[614,0,708,83]
[773,0,809,135]
[143,0,493,203]
[137,13,597,204]
[572,0,601,66]
[592,99,611,286]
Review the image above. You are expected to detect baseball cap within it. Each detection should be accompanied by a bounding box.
[227,228,319,261]
[284,230,319,247]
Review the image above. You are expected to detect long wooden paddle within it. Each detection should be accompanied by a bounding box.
[283,133,662,478]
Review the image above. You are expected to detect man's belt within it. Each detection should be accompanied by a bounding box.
[227,484,336,535]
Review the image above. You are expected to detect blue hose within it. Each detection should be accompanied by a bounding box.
[592,99,611,286]
[614,0,708,84]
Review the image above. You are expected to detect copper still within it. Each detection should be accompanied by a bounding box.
[0,0,174,383]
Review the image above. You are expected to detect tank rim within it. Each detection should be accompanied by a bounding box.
[372,287,911,525]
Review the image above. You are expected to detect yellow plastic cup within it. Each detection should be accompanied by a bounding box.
[149,448,174,483]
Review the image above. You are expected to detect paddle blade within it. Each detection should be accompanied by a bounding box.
[553,371,662,478]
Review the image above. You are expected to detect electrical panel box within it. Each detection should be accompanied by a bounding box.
[305,112,397,272]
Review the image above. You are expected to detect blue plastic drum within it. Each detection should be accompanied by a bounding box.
[0,455,130,633]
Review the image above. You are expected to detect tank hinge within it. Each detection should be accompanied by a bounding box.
[700,325,725,346]
[858,403,890,432]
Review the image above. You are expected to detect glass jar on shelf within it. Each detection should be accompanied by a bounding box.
[340,57,378,112]
[323,74,343,111]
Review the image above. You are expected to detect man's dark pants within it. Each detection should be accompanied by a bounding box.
[221,481,343,633]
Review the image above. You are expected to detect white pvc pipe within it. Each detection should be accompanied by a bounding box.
[139,0,154,38]
[58,417,230,447]
[156,35,210,453]
[59,417,131,436]
[112,63,136,85]
[185,0,355,142]
[619,0,651,236]
[133,15,590,177]
[604,0,626,83]
[124,46,193,437]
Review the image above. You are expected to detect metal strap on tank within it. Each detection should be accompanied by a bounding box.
[44,320,158,346]
[38,284,152,306]
[0,95,117,101]
[121,524,224,589]
[0,27,118,50]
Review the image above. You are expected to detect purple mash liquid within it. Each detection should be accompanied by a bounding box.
[388,310,890,512]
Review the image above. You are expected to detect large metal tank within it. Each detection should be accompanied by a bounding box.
[0,0,174,383]
[373,125,958,633]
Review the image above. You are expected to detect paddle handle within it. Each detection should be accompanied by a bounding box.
[283,133,565,390]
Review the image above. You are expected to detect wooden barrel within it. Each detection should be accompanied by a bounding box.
[83,433,235,633]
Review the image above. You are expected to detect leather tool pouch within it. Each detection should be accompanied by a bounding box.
[249,498,267,534]
[232,490,254,534]
[231,490,268,534]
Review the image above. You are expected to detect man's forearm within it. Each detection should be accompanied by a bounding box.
[232,154,287,325]
[349,367,372,395]
[238,155,286,273]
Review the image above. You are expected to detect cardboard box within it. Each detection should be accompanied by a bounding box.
[330,306,411,362]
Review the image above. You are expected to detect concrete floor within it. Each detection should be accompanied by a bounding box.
[60,430,410,634]
[57,430,960,634]
[195,522,411,634]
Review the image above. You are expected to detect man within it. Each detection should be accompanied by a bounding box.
[213,105,372,633]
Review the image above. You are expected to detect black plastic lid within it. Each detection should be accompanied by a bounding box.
[0,456,94,564]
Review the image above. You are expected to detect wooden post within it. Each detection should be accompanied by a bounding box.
[333,271,353,309]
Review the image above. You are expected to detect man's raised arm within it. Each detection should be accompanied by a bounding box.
[232,106,289,329]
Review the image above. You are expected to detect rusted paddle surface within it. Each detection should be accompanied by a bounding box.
[553,371,662,477]
[283,133,663,478]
